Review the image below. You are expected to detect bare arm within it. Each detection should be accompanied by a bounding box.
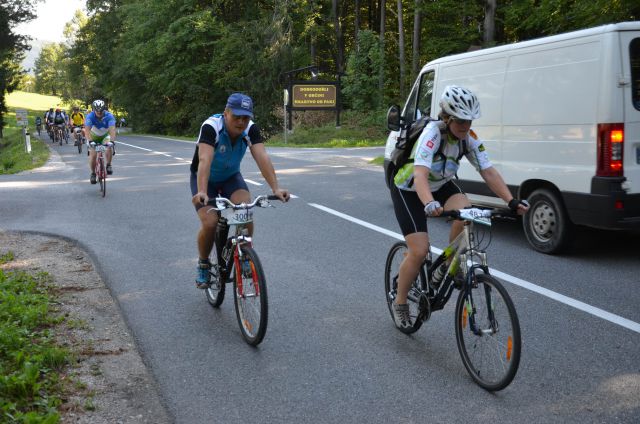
[479,166,513,203]
[250,143,289,201]
[414,165,444,216]
[192,143,214,206]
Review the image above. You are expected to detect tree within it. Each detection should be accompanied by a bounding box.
[395,0,406,100]
[412,0,421,80]
[0,0,40,137]
[343,29,383,110]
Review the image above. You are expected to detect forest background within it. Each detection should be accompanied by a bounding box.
[2,0,640,138]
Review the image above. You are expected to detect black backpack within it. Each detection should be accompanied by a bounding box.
[390,117,468,173]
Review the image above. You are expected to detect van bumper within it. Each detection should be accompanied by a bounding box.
[563,177,640,229]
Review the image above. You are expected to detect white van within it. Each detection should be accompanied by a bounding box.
[384,22,640,254]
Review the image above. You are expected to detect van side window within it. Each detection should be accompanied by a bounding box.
[402,71,434,124]
[416,71,434,119]
[631,38,640,111]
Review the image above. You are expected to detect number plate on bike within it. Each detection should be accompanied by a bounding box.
[226,208,254,224]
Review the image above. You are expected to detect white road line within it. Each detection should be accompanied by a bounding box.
[117,141,152,152]
[309,202,640,334]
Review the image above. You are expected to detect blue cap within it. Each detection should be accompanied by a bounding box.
[226,93,254,118]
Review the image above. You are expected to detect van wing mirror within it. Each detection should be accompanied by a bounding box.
[386,105,401,131]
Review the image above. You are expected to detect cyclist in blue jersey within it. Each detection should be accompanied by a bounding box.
[85,99,117,184]
[190,93,290,288]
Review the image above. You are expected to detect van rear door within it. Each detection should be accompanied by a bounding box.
[621,32,640,194]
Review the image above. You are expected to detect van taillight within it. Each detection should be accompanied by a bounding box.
[596,123,624,177]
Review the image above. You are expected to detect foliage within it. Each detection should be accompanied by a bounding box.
[342,30,384,110]
[26,0,640,137]
[0,266,66,422]
[0,0,41,137]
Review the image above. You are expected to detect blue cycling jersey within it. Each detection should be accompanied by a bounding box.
[191,114,263,183]
[85,111,116,143]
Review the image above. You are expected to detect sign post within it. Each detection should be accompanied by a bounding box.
[282,66,341,132]
[15,109,31,154]
[283,89,289,144]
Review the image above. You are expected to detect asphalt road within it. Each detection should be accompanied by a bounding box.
[1,134,639,423]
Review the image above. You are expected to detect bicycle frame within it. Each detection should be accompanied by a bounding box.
[417,210,492,313]
[210,196,272,297]
[425,210,497,333]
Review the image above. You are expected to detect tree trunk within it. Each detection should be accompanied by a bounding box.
[355,0,360,48]
[397,0,405,100]
[412,0,421,80]
[483,0,497,45]
[378,0,386,107]
[332,0,344,73]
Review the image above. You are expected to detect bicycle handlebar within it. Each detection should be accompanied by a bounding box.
[206,194,281,211]
[439,207,516,223]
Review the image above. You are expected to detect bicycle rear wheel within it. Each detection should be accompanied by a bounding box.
[384,241,426,334]
[205,255,225,307]
[455,273,521,391]
[233,245,268,346]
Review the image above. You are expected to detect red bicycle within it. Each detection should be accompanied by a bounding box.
[91,143,110,197]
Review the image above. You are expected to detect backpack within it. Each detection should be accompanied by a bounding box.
[390,117,468,174]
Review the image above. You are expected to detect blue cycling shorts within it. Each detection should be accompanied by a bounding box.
[190,172,249,211]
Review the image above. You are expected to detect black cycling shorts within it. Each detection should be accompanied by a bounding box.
[390,179,465,236]
[190,172,249,211]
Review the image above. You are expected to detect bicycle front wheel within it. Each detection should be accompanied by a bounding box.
[233,246,268,346]
[384,241,426,334]
[455,273,521,391]
[98,157,106,197]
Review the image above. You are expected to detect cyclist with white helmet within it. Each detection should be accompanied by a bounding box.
[85,99,116,184]
[389,85,529,330]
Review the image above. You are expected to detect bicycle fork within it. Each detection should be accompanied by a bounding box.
[461,261,498,337]
[233,238,259,298]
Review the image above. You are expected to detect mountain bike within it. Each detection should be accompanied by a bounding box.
[384,207,522,391]
[73,126,85,154]
[204,195,280,346]
[91,143,109,197]
[53,124,65,146]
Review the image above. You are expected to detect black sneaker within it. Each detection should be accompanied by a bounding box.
[106,164,113,175]
[90,173,97,184]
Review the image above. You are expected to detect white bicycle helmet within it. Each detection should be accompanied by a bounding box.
[92,99,106,112]
[439,85,481,120]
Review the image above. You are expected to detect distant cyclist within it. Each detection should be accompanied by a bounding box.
[44,108,54,140]
[85,99,116,184]
[389,85,529,329]
[52,107,68,143]
[70,106,85,145]
[190,93,290,288]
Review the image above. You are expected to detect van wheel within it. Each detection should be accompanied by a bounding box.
[522,188,573,254]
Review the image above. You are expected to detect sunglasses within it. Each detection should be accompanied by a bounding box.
[449,117,472,125]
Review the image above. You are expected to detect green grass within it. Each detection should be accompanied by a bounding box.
[266,109,388,147]
[1,91,53,174]
[6,91,65,112]
[0,255,68,423]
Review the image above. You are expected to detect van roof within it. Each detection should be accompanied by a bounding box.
[422,21,640,70]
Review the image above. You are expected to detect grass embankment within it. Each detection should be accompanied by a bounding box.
[267,109,388,147]
[1,91,61,174]
[151,109,389,148]
[0,252,68,423]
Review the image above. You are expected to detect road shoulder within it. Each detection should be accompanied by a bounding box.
[0,231,171,423]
